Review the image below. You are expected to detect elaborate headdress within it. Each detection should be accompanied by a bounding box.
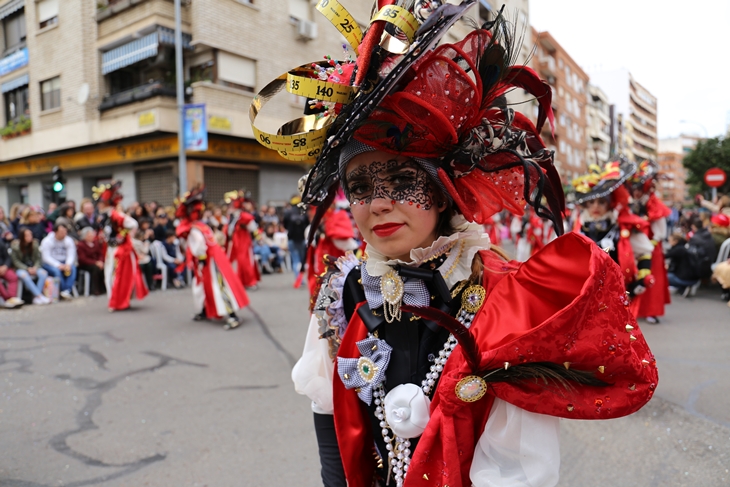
[571,158,637,206]
[174,185,206,221]
[627,159,658,193]
[92,181,123,206]
[250,1,562,238]
[223,189,253,209]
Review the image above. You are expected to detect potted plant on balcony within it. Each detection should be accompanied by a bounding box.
[0,116,32,140]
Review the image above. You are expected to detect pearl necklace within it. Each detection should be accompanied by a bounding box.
[374,282,485,486]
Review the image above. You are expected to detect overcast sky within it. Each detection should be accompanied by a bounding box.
[529,0,730,139]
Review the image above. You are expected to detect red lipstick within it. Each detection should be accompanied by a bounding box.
[372,223,404,237]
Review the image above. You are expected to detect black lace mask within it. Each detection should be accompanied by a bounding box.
[344,159,435,210]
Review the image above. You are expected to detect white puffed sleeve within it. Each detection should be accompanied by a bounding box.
[188,227,208,259]
[122,214,139,230]
[470,399,560,487]
[650,217,667,242]
[629,231,654,257]
[291,314,336,414]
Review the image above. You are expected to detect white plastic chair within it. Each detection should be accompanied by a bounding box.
[150,241,168,291]
[76,270,90,297]
[711,239,730,272]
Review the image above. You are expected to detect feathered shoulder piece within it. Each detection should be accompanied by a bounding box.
[174,185,206,220]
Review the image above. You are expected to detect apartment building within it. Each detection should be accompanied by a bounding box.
[657,135,698,204]
[588,68,658,164]
[0,0,372,208]
[531,29,589,183]
[585,83,610,167]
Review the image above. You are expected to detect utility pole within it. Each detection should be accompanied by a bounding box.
[174,0,187,196]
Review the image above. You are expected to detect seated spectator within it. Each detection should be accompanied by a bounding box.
[76,227,106,296]
[262,206,279,226]
[0,236,23,308]
[19,206,48,241]
[260,223,283,272]
[131,203,148,222]
[160,229,185,288]
[55,203,80,241]
[11,228,50,305]
[665,234,699,297]
[75,200,98,232]
[252,229,275,274]
[8,203,26,240]
[40,224,77,300]
[153,211,171,241]
[710,214,730,248]
[133,230,155,290]
[0,206,12,242]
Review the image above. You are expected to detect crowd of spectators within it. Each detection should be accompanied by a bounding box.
[0,195,311,309]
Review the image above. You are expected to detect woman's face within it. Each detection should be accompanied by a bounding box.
[28,211,41,224]
[84,230,96,243]
[345,151,444,261]
[22,229,33,243]
[583,198,610,218]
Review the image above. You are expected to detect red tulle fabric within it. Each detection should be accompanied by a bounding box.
[353,30,555,225]
[333,233,658,487]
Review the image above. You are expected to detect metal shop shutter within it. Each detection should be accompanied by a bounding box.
[204,166,259,205]
[136,166,176,206]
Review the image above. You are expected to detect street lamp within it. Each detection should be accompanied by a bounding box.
[174,0,187,197]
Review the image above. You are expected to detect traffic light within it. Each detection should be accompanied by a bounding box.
[51,166,65,204]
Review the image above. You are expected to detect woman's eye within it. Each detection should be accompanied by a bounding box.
[348,184,371,196]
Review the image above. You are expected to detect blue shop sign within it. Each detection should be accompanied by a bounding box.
[0,48,29,77]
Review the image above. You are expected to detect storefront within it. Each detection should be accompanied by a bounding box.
[0,135,308,209]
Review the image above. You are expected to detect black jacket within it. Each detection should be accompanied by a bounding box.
[0,239,11,267]
[665,244,696,281]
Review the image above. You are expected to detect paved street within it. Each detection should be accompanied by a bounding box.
[1,270,729,487]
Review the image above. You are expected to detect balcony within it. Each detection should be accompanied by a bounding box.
[99,80,176,111]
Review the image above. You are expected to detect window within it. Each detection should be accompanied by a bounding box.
[289,0,311,22]
[37,0,59,28]
[217,51,255,93]
[190,60,214,84]
[41,76,61,111]
[3,84,28,123]
[2,9,26,54]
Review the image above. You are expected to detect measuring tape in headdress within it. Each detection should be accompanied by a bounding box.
[250,62,360,161]
[250,3,420,160]
[315,0,363,53]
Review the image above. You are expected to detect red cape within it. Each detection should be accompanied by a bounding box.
[177,220,249,317]
[108,211,148,311]
[333,233,657,487]
[228,212,261,288]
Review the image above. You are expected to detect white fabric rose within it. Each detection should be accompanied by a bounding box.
[384,383,431,439]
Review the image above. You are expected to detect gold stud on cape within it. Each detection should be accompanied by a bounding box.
[597,366,605,374]
[563,362,571,370]
[625,324,634,332]
[629,335,637,342]
[628,384,636,391]
[567,404,574,412]
[504,362,510,370]
[423,474,429,480]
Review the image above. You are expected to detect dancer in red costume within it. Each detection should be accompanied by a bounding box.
[224,190,261,289]
[571,160,656,305]
[175,187,249,330]
[627,160,672,324]
[261,4,659,486]
[94,182,148,312]
[306,205,358,299]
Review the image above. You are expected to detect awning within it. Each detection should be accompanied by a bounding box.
[101,26,192,75]
[1,73,28,93]
[0,0,23,21]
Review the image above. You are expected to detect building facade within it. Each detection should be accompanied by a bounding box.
[0,0,372,209]
[532,29,589,183]
[588,68,658,164]
[657,135,699,204]
[585,83,610,167]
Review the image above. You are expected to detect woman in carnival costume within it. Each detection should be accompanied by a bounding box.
[571,160,657,309]
[253,2,658,486]
[224,190,261,289]
[94,181,148,312]
[175,187,249,330]
[626,160,671,324]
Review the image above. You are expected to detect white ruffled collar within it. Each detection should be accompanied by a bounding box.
[364,215,491,288]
